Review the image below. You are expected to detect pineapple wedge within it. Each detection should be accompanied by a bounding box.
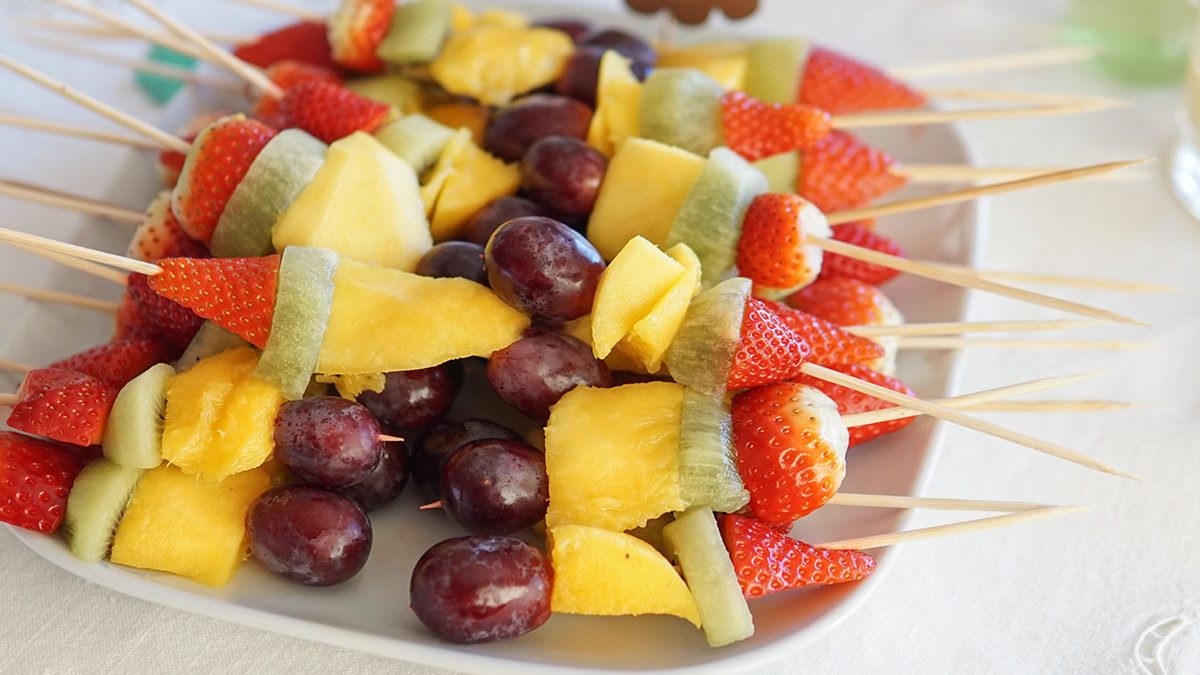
[586,51,643,157]
[620,243,702,373]
[430,24,573,106]
[419,128,520,241]
[590,237,687,359]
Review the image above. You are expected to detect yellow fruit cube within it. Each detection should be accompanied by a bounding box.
[587,51,643,157]
[111,464,270,587]
[273,132,433,272]
[587,138,706,261]
[420,129,520,241]
[591,237,687,358]
[549,524,701,627]
[659,42,749,91]
[621,243,703,372]
[318,259,530,374]
[545,383,686,531]
[431,24,573,106]
[563,316,654,375]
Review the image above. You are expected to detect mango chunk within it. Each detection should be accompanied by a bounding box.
[591,237,687,358]
[621,243,703,372]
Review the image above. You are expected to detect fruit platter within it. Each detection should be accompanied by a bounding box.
[0,0,1147,671]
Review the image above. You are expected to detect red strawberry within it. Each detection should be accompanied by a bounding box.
[787,276,899,328]
[327,0,395,73]
[146,256,281,349]
[819,223,904,286]
[279,81,390,144]
[172,115,278,243]
[0,431,85,533]
[233,21,338,71]
[253,60,343,127]
[8,369,117,447]
[793,362,917,447]
[798,47,926,115]
[48,339,172,391]
[124,274,204,357]
[720,514,875,598]
[721,91,832,162]
[727,297,810,390]
[797,131,906,213]
[731,382,848,525]
[763,300,885,367]
[157,112,227,189]
[736,193,828,296]
[130,192,210,262]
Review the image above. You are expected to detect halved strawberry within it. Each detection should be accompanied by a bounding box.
[786,276,898,327]
[720,514,876,598]
[327,0,395,73]
[253,60,343,128]
[793,362,917,447]
[728,297,810,390]
[797,131,906,213]
[146,256,281,349]
[819,223,903,286]
[0,431,85,533]
[278,81,390,144]
[721,91,832,162]
[156,112,227,189]
[8,369,117,447]
[123,274,204,357]
[731,382,848,525]
[172,115,278,244]
[763,300,885,367]
[234,21,338,71]
[48,339,172,391]
[130,192,210,262]
[798,47,926,115]
[736,193,830,298]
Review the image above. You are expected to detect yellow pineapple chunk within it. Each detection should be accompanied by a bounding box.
[563,316,654,375]
[549,524,701,626]
[658,42,749,90]
[587,51,643,157]
[318,259,530,374]
[545,383,686,531]
[110,464,270,587]
[431,24,572,106]
[587,139,706,261]
[273,132,433,272]
[420,129,520,241]
[620,243,703,372]
[591,237,686,359]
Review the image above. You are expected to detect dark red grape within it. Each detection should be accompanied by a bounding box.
[484,94,594,163]
[580,29,657,70]
[411,419,522,498]
[555,46,605,106]
[440,439,548,535]
[463,196,544,247]
[520,136,608,216]
[247,486,372,587]
[485,216,605,321]
[487,331,612,422]
[339,441,407,512]
[356,366,457,435]
[534,17,595,43]
[415,242,488,285]
[274,397,382,489]
[410,535,551,644]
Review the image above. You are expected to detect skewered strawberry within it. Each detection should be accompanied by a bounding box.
[277,81,390,144]
[327,0,396,73]
[146,256,281,349]
[736,192,831,298]
[720,514,876,598]
[253,60,343,128]
[233,21,338,71]
[123,274,205,356]
[820,223,903,285]
[727,297,811,390]
[762,300,886,367]
[156,112,226,189]
[793,362,918,447]
[798,47,926,115]
[47,338,172,391]
[7,368,118,447]
[130,192,209,262]
[720,91,833,162]
[796,131,906,213]
[787,277,903,375]
[0,431,85,533]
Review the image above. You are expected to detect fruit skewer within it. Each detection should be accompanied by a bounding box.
[0,180,143,226]
[0,114,164,152]
[816,505,1087,550]
[23,37,244,93]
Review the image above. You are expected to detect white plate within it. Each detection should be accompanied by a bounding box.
[2,8,985,673]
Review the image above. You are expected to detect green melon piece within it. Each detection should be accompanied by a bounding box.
[663,507,755,648]
[754,151,800,194]
[176,321,250,372]
[375,114,456,175]
[101,362,175,470]
[64,459,144,564]
[638,68,725,157]
[256,246,339,400]
[744,38,811,104]
[667,148,768,285]
[664,277,750,398]
[376,0,453,64]
[679,388,749,513]
[210,129,328,258]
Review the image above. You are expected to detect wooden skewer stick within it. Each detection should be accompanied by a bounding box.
[0,227,159,277]
[45,0,209,61]
[832,100,1114,130]
[816,505,1089,550]
[22,247,133,286]
[845,319,1103,337]
[27,36,244,92]
[0,56,190,153]
[888,46,1100,80]
[0,393,17,407]
[379,435,405,443]
[0,113,163,151]
[21,18,253,45]
[895,336,1149,351]
[895,163,1148,184]
[0,281,120,314]
[0,180,143,225]
[829,160,1150,225]
[233,0,326,22]
[828,493,1047,512]
[125,0,284,99]
[803,362,1135,479]
[921,88,1127,108]
[841,372,1099,428]
[964,400,1136,413]
[924,262,1178,294]
[0,359,33,374]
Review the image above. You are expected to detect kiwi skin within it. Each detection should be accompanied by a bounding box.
[64,459,144,564]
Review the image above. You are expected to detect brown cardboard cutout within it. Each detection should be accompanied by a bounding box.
[625,0,760,25]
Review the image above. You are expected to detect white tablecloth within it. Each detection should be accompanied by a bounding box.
[2,0,1198,672]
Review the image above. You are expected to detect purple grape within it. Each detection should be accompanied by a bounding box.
[356,366,457,435]
[580,29,657,70]
[487,331,612,422]
[415,242,488,285]
[247,486,372,587]
[485,216,605,321]
[440,439,547,535]
[463,196,544,247]
[274,397,382,489]
[339,441,407,512]
[411,419,522,498]
[555,46,605,106]
[520,136,608,216]
[410,536,552,644]
[533,17,595,43]
[484,94,594,163]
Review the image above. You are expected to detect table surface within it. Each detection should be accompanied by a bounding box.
[2,0,1198,673]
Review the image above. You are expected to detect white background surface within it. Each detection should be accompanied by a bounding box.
[1,0,1199,673]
